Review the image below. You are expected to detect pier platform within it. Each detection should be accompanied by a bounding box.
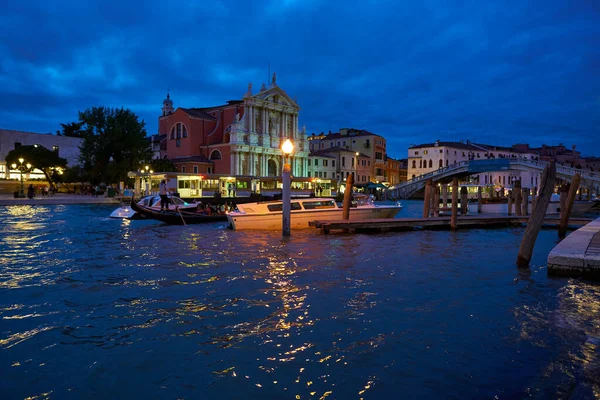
[309,215,594,234]
[547,217,600,278]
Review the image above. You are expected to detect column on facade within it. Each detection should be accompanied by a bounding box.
[248,105,254,133]
[263,108,268,135]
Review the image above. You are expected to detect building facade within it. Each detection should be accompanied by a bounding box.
[308,128,388,183]
[0,128,82,179]
[158,74,309,179]
[407,140,542,189]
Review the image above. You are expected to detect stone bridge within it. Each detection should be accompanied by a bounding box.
[386,159,600,199]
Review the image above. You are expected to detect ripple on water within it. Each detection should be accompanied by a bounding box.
[0,203,599,399]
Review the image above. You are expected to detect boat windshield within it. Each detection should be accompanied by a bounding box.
[267,202,303,212]
[301,200,336,210]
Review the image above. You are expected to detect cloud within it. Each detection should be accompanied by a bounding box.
[0,0,598,159]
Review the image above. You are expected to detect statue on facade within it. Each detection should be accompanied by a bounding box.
[234,112,240,123]
[246,82,252,97]
[271,72,277,85]
[260,82,267,91]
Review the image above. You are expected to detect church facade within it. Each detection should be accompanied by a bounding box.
[158,74,309,178]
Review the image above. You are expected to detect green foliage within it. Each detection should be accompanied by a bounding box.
[150,158,177,173]
[5,145,68,188]
[56,122,84,138]
[76,106,153,184]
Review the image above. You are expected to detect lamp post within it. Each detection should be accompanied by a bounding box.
[355,152,359,185]
[11,158,32,198]
[281,139,294,237]
[143,165,153,195]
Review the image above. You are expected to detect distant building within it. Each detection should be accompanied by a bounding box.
[0,128,82,179]
[308,128,387,183]
[408,140,541,188]
[158,75,309,178]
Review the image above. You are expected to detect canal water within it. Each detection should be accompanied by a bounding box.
[1,201,599,399]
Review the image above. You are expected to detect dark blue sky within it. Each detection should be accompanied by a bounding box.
[1,1,598,159]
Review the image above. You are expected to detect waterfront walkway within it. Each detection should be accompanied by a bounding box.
[0,194,122,206]
[548,217,600,278]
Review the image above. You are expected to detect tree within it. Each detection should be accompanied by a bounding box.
[5,145,68,189]
[76,106,153,184]
[150,158,177,173]
[56,122,84,138]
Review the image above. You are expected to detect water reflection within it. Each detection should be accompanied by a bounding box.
[0,204,599,399]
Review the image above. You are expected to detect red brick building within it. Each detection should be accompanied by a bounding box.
[158,74,309,177]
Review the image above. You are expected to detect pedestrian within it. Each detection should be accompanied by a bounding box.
[228,182,233,197]
[27,184,35,199]
[159,179,169,210]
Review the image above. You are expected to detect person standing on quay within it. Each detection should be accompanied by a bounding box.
[159,179,169,211]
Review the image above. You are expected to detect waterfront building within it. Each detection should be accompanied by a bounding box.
[408,140,541,190]
[158,74,309,179]
[386,157,402,186]
[308,128,388,183]
[0,128,82,179]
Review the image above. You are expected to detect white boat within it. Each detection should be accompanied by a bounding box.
[227,195,403,230]
[109,195,198,219]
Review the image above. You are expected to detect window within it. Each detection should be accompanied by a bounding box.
[52,146,59,154]
[446,160,449,167]
[428,160,432,168]
[439,149,443,153]
[439,160,443,168]
[414,151,419,155]
[181,166,186,173]
[267,202,303,212]
[332,160,336,167]
[342,157,345,167]
[193,165,198,173]
[323,160,328,167]
[412,160,416,168]
[314,159,319,166]
[210,150,222,160]
[324,172,327,178]
[419,160,422,168]
[302,200,336,210]
[308,159,311,166]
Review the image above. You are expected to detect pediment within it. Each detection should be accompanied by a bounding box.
[253,86,299,109]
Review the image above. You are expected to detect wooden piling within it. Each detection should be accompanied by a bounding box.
[517,162,557,267]
[433,185,440,217]
[451,178,458,230]
[477,186,482,214]
[508,190,513,215]
[559,184,568,220]
[342,173,354,220]
[522,188,529,216]
[423,179,432,218]
[558,174,581,238]
[460,186,468,215]
[442,184,448,208]
[514,180,522,216]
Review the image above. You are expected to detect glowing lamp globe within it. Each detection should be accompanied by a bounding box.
[281,139,294,155]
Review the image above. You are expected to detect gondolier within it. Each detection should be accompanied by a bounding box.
[159,179,169,210]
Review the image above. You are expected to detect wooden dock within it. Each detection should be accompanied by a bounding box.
[309,215,594,234]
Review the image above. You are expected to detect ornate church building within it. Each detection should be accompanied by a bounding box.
[158,74,309,178]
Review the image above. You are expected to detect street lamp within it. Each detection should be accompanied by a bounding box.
[143,165,153,195]
[11,158,32,198]
[355,152,360,184]
[281,139,294,237]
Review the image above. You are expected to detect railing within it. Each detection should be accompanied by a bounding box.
[386,158,600,199]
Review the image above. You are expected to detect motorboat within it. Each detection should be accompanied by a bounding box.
[227,195,403,230]
[109,195,198,219]
[129,197,228,224]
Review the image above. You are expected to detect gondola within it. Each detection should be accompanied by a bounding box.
[130,197,228,225]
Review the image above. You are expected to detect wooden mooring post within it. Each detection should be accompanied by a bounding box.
[423,179,432,218]
[342,173,354,220]
[508,190,513,215]
[559,184,568,220]
[522,187,529,216]
[558,174,581,238]
[460,186,468,215]
[517,162,556,267]
[514,180,522,216]
[433,185,440,217]
[477,186,482,214]
[442,184,448,208]
[451,178,458,230]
